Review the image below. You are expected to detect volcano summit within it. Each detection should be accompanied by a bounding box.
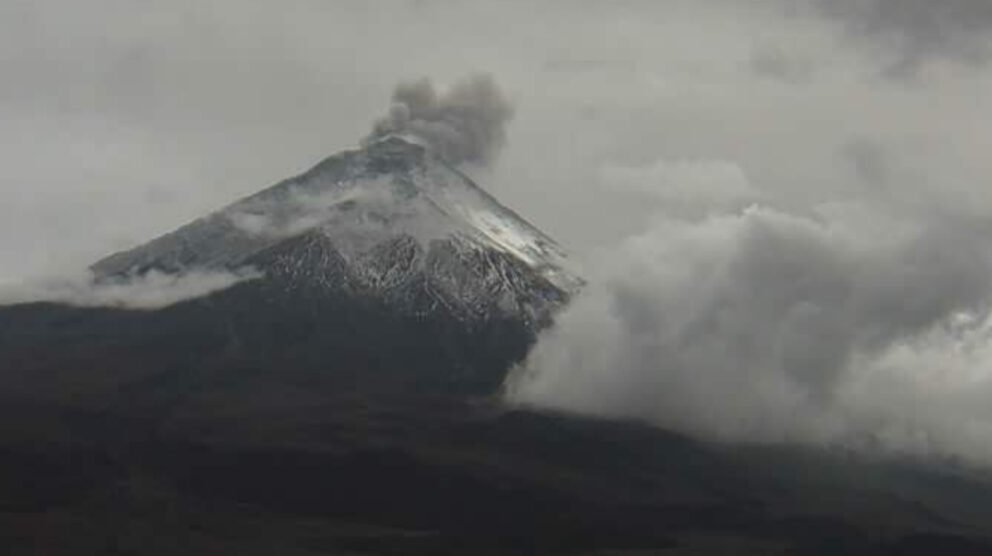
[95,135,580,323]
[2,135,581,401]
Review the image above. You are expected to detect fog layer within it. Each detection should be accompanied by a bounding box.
[0,268,260,310]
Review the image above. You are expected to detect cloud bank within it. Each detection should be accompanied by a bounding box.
[366,74,514,167]
[507,197,992,464]
[0,268,260,310]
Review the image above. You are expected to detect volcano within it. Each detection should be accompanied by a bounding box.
[1,136,581,403]
[2,138,992,555]
[93,135,581,318]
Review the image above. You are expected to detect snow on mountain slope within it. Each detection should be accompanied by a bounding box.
[92,136,582,322]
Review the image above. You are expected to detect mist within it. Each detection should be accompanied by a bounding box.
[0,268,261,310]
[3,1,992,464]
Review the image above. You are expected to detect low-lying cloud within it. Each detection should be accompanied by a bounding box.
[0,268,260,310]
[366,74,514,167]
[507,197,992,465]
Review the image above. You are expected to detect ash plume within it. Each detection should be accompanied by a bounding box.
[367,74,514,166]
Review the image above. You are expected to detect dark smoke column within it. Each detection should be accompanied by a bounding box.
[366,74,514,167]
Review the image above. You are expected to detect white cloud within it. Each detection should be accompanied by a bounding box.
[507,202,992,465]
[0,268,261,310]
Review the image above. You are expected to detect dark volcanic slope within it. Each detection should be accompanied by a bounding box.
[1,390,992,555]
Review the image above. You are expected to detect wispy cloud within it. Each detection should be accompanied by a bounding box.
[0,268,260,310]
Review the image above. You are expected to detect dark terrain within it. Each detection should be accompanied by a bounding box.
[2,287,992,555]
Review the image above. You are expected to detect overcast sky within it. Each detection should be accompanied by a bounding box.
[2,0,989,284]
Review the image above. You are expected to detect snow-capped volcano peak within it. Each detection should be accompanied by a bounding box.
[93,136,581,323]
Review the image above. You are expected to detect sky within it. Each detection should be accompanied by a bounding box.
[2,0,988,283]
[4,1,992,462]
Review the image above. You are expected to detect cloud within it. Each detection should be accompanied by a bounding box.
[750,45,816,83]
[225,186,374,240]
[0,268,260,310]
[812,0,992,76]
[366,74,514,167]
[507,202,992,464]
[599,158,759,217]
[221,172,464,253]
[840,138,890,186]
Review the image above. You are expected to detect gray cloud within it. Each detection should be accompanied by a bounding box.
[813,0,992,75]
[366,74,514,166]
[841,138,890,186]
[750,45,815,84]
[507,203,992,462]
[599,157,760,218]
